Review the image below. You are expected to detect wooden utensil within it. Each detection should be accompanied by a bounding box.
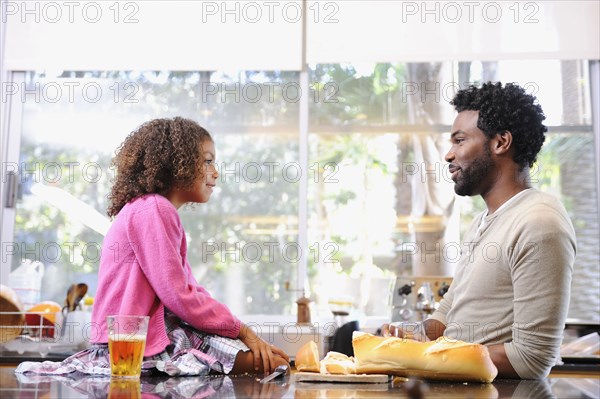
[64,283,88,312]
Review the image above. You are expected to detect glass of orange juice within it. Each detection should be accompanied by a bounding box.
[107,315,149,378]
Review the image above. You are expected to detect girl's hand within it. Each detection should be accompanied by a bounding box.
[238,323,290,374]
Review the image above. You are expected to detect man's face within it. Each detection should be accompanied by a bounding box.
[445,110,495,196]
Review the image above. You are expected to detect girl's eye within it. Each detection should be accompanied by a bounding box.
[205,159,214,165]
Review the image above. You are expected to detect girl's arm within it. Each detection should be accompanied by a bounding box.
[128,199,241,338]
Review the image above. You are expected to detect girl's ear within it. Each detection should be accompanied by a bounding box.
[493,130,513,155]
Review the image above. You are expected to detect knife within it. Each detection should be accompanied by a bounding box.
[259,365,289,384]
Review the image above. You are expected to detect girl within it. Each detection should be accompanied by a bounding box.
[17,117,289,377]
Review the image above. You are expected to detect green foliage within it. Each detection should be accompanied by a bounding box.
[309,63,408,125]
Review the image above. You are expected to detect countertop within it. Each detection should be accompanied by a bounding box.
[0,366,598,399]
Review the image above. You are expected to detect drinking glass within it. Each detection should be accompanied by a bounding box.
[107,315,149,378]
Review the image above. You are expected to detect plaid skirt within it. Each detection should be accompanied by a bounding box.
[15,310,249,377]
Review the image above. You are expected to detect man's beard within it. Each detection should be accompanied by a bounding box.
[453,147,495,196]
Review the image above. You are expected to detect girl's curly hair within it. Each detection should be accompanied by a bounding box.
[107,117,212,217]
[450,82,547,170]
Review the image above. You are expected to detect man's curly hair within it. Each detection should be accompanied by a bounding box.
[107,117,212,217]
[450,82,547,170]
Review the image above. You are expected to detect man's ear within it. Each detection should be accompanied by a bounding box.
[492,130,513,155]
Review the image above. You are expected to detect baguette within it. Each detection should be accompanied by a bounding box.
[353,332,498,383]
[319,351,356,375]
[295,340,321,372]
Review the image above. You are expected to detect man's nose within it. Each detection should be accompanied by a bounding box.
[444,149,454,163]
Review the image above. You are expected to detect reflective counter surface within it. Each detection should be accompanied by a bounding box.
[0,367,598,398]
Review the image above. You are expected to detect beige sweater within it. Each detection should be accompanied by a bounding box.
[430,189,576,379]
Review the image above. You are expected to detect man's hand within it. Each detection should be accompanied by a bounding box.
[380,319,446,342]
[380,322,430,341]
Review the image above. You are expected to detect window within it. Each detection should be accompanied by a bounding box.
[307,60,598,322]
[3,60,599,323]
[8,70,300,315]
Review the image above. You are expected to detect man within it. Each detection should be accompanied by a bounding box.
[386,82,576,379]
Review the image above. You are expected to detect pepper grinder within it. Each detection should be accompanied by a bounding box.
[296,295,311,325]
[286,281,312,325]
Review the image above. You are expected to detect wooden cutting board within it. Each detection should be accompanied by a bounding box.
[294,372,390,384]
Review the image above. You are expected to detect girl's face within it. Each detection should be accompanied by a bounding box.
[177,139,218,205]
[193,139,218,203]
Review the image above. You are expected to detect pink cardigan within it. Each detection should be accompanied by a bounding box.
[91,194,241,356]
